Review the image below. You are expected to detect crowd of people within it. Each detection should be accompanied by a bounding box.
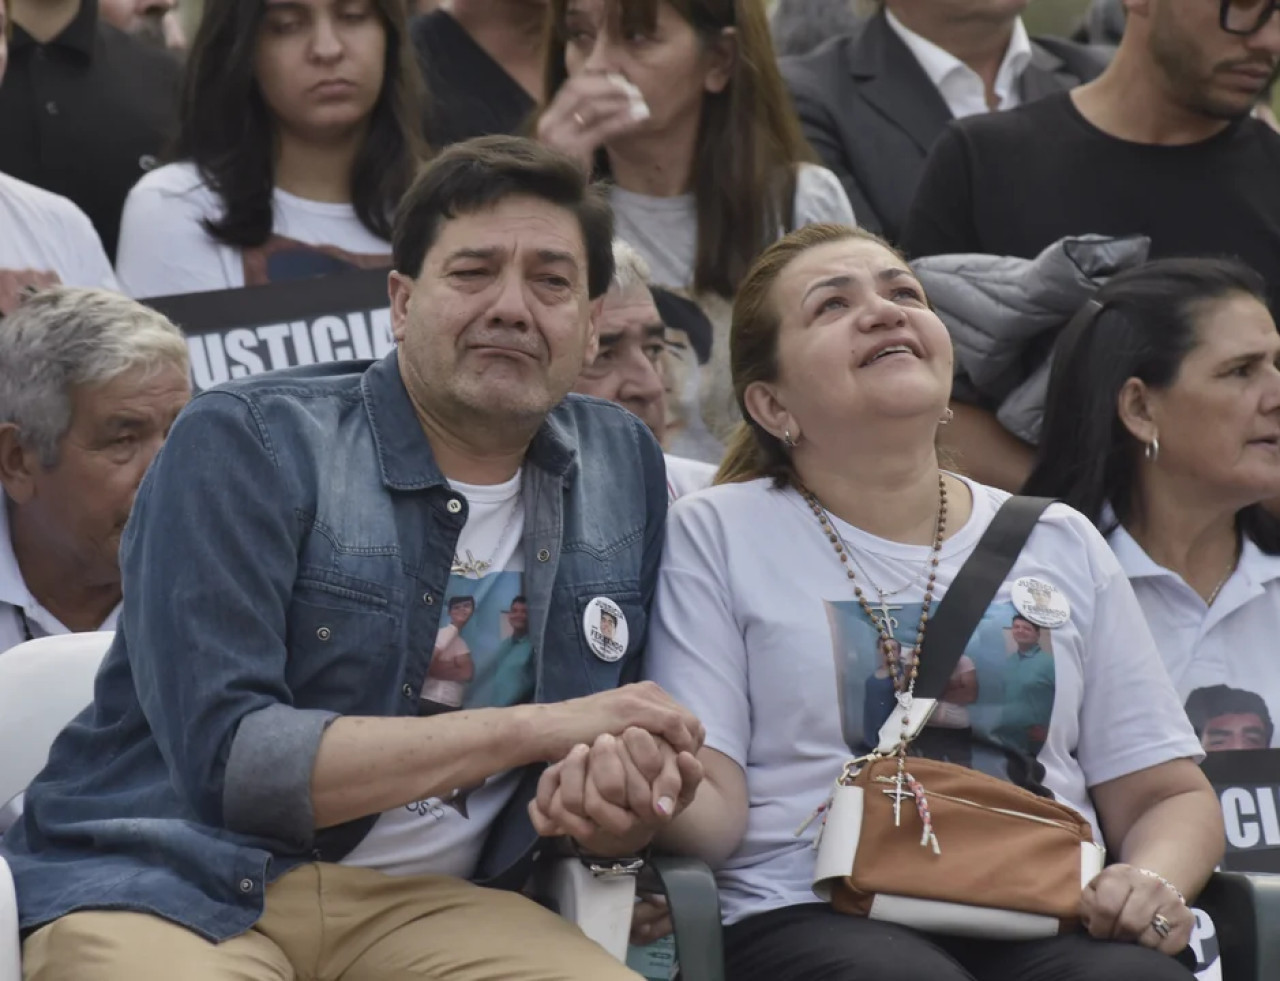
[1,0,1279,979]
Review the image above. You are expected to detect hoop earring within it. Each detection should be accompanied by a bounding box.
[940,408,954,425]
[782,429,796,449]
[1145,436,1160,463]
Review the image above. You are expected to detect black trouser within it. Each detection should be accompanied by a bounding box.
[722,904,1196,981]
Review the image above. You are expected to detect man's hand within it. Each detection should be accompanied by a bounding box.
[535,681,705,763]
[1080,864,1194,956]
[529,727,704,857]
[0,268,60,316]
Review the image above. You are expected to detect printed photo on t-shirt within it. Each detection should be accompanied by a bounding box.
[241,235,391,287]
[421,571,533,716]
[1185,685,1277,753]
[827,600,1057,787]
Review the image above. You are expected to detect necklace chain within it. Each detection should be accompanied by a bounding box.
[833,504,945,601]
[451,497,523,579]
[800,475,948,781]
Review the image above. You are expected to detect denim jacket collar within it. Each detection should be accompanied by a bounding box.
[363,351,581,490]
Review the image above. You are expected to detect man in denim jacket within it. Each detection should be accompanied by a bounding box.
[2,136,703,980]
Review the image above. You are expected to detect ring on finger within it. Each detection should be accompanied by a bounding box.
[1150,913,1173,940]
[573,111,587,127]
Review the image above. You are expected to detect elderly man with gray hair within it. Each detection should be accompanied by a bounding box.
[573,240,716,501]
[0,287,191,657]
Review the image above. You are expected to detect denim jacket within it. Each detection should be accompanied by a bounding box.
[0,352,667,941]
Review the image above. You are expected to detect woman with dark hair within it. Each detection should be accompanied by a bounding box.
[1025,258,1280,750]
[563,224,1222,981]
[535,0,853,461]
[115,0,427,298]
[535,0,853,299]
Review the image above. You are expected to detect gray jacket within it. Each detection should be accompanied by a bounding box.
[913,234,1151,444]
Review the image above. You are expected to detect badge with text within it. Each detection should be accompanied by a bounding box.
[1010,577,1071,629]
[583,596,628,662]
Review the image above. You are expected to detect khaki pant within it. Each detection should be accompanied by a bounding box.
[22,863,642,981]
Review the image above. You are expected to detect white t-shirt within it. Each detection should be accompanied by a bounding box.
[610,164,855,293]
[115,161,392,299]
[646,476,1202,926]
[1109,524,1280,752]
[0,172,118,292]
[341,472,534,878]
[664,454,717,503]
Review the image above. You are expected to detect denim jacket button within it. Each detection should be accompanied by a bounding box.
[238,878,254,894]
[402,683,415,699]
[316,626,331,641]
[537,548,551,562]
[446,498,463,514]
[422,593,433,605]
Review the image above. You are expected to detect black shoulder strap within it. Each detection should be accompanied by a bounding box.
[914,496,1055,701]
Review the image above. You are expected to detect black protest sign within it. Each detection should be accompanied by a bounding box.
[145,268,393,393]
[1201,749,1280,874]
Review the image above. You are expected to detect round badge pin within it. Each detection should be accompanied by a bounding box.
[1011,577,1071,629]
[583,596,628,662]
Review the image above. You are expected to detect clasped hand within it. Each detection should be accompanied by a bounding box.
[1081,864,1194,955]
[529,726,704,858]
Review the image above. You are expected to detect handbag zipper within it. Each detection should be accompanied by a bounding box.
[870,776,1079,833]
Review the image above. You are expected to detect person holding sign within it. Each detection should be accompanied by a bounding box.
[4,137,702,981]
[1026,258,1280,753]
[560,224,1224,981]
[115,0,429,298]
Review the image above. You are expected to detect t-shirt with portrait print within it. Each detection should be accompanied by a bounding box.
[341,470,534,879]
[645,475,1202,926]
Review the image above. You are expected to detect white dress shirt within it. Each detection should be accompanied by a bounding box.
[0,496,120,657]
[885,10,1035,119]
[1109,522,1280,749]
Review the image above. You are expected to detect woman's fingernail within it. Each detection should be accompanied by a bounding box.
[657,796,674,816]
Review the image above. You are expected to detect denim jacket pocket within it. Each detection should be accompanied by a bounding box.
[286,573,400,706]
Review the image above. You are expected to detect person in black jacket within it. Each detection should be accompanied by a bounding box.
[781,0,1110,245]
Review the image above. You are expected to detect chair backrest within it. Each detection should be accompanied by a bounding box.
[0,632,113,804]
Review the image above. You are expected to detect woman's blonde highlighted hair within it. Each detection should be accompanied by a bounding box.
[715,223,908,487]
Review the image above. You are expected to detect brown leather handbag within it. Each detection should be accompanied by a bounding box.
[810,498,1106,939]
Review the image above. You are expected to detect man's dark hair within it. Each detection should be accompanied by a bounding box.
[600,609,618,627]
[1185,685,1275,743]
[173,0,427,249]
[1011,614,1041,634]
[510,595,527,606]
[393,135,615,298]
[448,595,475,610]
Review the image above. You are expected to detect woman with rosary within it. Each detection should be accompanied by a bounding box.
[618,225,1221,981]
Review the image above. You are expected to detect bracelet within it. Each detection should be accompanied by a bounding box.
[567,837,649,878]
[1136,868,1186,906]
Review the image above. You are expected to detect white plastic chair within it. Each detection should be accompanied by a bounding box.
[0,631,633,979]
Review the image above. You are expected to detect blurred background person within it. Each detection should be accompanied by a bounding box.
[0,0,182,262]
[572,239,716,499]
[0,0,117,314]
[413,0,545,146]
[115,0,427,297]
[1026,258,1280,753]
[903,0,1280,493]
[537,0,853,299]
[97,0,185,50]
[782,0,1109,245]
[0,287,190,657]
[538,0,852,462]
[770,0,858,58]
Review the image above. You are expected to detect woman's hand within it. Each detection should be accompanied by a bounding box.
[1080,864,1194,955]
[630,894,673,946]
[536,72,650,172]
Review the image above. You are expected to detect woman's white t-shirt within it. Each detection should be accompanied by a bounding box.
[646,476,1202,926]
[115,162,392,298]
[609,163,855,293]
[1109,524,1280,751]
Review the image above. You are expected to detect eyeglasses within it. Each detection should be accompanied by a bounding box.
[1221,0,1280,35]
